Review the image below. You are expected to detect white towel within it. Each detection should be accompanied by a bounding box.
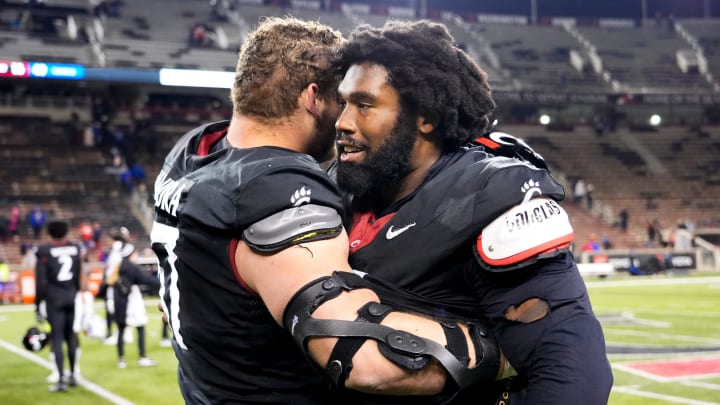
[125,285,148,327]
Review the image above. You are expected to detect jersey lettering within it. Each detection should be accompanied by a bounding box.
[56,255,74,281]
[154,169,187,218]
[477,198,573,269]
[49,246,79,257]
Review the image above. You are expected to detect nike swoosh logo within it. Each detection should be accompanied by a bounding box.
[386,222,417,240]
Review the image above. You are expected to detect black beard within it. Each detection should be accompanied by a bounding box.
[307,106,340,164]
[337,110,417,212]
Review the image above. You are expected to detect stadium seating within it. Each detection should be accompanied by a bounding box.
[500,123,720,249]
[0,116,148,264]
[576,24,710,93]
[1,0,719,268]
[475,22,607,92]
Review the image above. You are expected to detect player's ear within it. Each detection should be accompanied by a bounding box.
[417,115,435,136]
[304,83,320,119]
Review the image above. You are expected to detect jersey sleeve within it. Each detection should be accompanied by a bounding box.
[34,246,49,305]
[472,157,565,228]
[129,262,161,291]
[179,159,347,236]
[235,166,346,229]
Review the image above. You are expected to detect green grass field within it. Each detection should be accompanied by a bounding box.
[1,274,719,404]
[590,273,720,405]
[0,301,183,405]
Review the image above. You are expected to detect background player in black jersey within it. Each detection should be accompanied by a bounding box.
[151,16,512,405]
[333,20,613,405]
[35,221,84,392]
[107,243,160,369]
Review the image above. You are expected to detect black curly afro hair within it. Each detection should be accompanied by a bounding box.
[47,221,69,239]
[332,19,496,151]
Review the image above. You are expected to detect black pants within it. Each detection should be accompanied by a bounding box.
[116,324,147,358]
[47,300,78,380]
[178,361,212,405]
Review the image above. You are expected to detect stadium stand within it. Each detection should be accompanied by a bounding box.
[499,123,720,249]
[576,23,710,93]
[474,22,607,92]
[1,0,719,275]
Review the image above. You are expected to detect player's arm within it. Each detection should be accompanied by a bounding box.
[237,206,503,397]
[78,243,89,292]
[34,250,48,305]
[34,249,48,321]
[238,232,450,394]
[130,261,161,291]
[79,262,89,292]
[475,197,613,404]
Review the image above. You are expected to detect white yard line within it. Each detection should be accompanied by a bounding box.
[682,380,720,391]
[614,363,720,382]
[606,329,720,344]
[0,338,135,405]
[609,350,720,361]
[630,309,720,318]
[613,385,720,404]
[586,276,720,288]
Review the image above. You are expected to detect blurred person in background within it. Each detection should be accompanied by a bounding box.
[582,233,601,252]
[9,206,21,241]
[0,213,9,242]
[35,221,85,392]
[107,243,159,368]
[618,208,629,232]
[28,206,47,240]
[0,258,10,304]
[101,227,134,345]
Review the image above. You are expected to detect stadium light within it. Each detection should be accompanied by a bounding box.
[539,114,551,125]
[159,68,234,89]
[649,114,662,126]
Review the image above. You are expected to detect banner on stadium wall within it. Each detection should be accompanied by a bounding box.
[19,269,35,305]
[14,267,105,304]
[87,267,104,297]
[586,251,696,273]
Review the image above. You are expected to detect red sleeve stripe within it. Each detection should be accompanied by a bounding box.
[475,136,500,150]
[229,238,259,296]
[477,233,574,267]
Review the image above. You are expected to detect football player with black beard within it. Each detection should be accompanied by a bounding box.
[334,20,613,405]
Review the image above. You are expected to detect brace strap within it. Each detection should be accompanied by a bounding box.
[441,321,470,367]
[325,302,393,388]
[283,272,501,390]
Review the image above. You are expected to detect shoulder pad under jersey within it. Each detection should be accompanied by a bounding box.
[243,204,343,253]
[472,131,549,171]
[475,198,573,272]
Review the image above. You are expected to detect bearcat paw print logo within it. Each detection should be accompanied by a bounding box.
[521,179,541,203]
[291,186,312,206]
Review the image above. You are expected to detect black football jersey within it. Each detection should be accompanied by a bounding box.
[347,146,566,318]
[35,241,83,306]
[151,121,346,404]
[347,147,606,400]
